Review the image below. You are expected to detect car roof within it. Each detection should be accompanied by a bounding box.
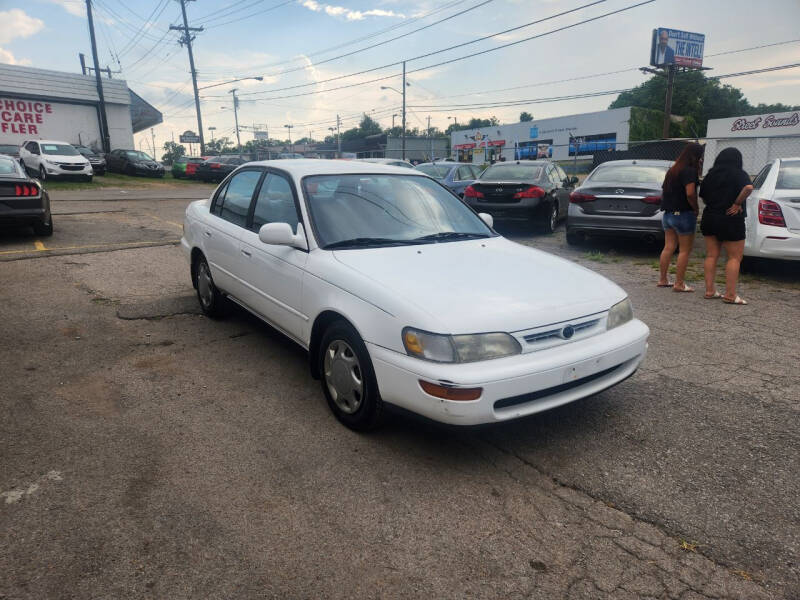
[34,140,72,145]
[243,159,430,177]
[594,159,673,167]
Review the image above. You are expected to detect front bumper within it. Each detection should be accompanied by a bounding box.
[42,163,93,178]
[369,319,649,425]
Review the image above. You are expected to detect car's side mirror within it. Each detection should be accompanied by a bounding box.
[258,222,308,250]
[479,212,494,229]
[566,176,579,186]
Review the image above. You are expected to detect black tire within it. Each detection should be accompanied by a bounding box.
[566,229,582,246]
[538,200,558,234]
[193,255,228,318]
[318,320,384,431]
[85,175,93,183]
[33,216,53,237]
[126,165,136,177]
[38,165,47,181]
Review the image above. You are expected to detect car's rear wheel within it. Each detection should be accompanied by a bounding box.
[193,255,227,318]
[319,321,384,431]
[537,201,558,234]
[33,216,53,237]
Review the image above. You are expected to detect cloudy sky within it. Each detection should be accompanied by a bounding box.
[2,0,799,155]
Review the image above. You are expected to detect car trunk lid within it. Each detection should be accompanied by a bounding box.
[472,181,538,203]
[573,185,662,217]
[771,190,800,232]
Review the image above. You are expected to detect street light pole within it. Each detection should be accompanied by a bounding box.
[284,124,293,153]
[402,61,406,161]
[229,89,241,150]
[208,126,216,141]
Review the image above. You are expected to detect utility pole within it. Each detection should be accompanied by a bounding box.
[79,53,87,75]
[662,64,676,139]
[401,61,406,161]
[85,1,111,153]
[170,0,205,155]
[229,89,241,150]
[208,126,216,141]
[427,115,433,161]
[336,115,341,158]
[150,128,156,158]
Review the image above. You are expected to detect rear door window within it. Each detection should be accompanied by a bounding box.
[751,164,771,190]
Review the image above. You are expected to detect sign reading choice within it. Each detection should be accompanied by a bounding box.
[0,98,53,135]
[179,130,201,143]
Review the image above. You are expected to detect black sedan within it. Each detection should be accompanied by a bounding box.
[0,154,52,236]
[463,160,578,233]
[195,155,248,183]
[74,145,106,175]
[106,149,165,178]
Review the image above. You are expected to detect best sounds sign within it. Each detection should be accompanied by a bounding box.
[0,98,53,135]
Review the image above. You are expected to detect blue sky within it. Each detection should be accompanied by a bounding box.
[2,0,799,154]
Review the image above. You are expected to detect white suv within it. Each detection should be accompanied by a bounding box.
[19,140,93,182]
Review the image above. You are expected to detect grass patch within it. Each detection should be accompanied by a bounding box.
[43,172,212,192]
[582,251,609,263]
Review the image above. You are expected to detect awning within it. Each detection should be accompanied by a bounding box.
[129,89,162,133]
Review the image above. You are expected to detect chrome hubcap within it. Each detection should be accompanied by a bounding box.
[323,340,363,414]
[550,204,557,230]
[197,262,213,308]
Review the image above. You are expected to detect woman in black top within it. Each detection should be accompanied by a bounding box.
[699,148,753,305]
[658,143,703,292]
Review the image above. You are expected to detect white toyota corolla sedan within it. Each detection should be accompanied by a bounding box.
[181,160,649,430]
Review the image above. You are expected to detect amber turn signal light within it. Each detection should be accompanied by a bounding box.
[419,380,482,401]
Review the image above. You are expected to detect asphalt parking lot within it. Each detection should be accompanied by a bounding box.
[1,186,798,599]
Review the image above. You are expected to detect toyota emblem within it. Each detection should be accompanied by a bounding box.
[561,325,575,339]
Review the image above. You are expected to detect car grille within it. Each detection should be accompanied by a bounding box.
[514,314,604,352]
[56,163,85,171]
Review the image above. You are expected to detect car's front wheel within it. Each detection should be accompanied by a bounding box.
[319,321,384,431]
[38,166,47,181]
[193,255,227,318]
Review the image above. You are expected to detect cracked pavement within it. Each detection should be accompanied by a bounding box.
[1,190,797,598]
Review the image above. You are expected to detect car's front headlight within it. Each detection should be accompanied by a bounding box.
[403,328,521,363]
[607,297,633,330]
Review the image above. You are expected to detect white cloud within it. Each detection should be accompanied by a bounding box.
[0,47,32,66]
[43,0,85,18]
[300,0,405,21]
[0,9,45,45]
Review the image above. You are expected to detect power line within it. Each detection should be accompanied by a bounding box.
[117,0,171,58]
[201,0,295,29]
[208,0,610,98]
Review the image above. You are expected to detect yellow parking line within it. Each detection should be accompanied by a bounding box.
[146,213,183,231]
[34,240,46,251]
[0,240,179,256]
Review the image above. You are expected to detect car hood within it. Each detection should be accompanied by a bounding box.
[46,155,87,164]
[331,236,626,333]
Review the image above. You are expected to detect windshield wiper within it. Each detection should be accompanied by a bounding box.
[414,232,490,242]
[324,237,423,250]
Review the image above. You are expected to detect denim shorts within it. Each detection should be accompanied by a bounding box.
[662,211,697,235]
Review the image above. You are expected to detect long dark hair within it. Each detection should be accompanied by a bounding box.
[663,142,704,190]
[710,147,743,170]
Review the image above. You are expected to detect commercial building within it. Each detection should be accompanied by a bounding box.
[704,110,800,175]
[313,134,448,161]
[0,63,161,151]
[451,107,632,164]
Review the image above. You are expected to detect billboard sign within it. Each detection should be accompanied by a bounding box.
[179,130,200,143]
[650,28,705,68]
[253,130,268,140]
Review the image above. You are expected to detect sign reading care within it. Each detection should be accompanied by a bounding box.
[0,98,53,135]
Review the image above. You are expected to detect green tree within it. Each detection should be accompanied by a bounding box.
[519,111,533,122]
[358,113,383,137]
[609,71,800,137]
[161,141,186,165]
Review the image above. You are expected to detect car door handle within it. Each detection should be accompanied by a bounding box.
[203,230,212,237]
[241,249,252,257]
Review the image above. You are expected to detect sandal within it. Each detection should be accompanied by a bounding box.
[673,284,695,293]
[656,282,674,288]
[723,295,748,305]
[704,291,722,299]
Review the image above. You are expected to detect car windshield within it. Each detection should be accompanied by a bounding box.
[0,156,22,176]
[204,156,222,163]
[125,151,153,161]
[480,164,544,181]
[588,164,669,184]
[41,143,79,156]
[777,160,800,189]
[304,174,494,249]
[416,164,450,178]
[77,148,97,157]
[0,144,19,154]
